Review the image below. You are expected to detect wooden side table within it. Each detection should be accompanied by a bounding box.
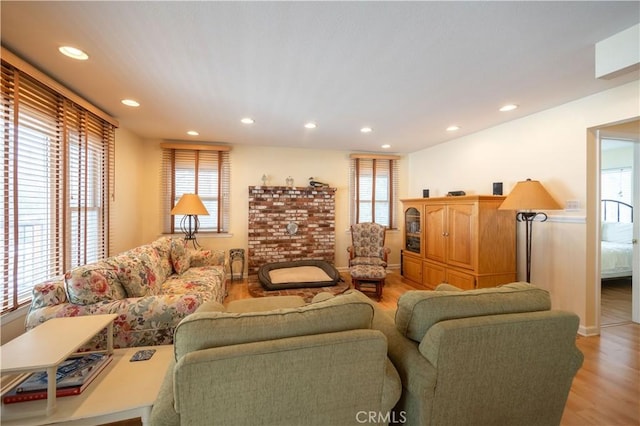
[229,248,245,281]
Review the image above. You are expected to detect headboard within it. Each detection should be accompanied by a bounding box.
[601,199,633,223]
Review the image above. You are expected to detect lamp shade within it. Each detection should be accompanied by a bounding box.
[171,194,209,215]
[499,179,562,211]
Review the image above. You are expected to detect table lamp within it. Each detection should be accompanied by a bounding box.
[171,194,209,248]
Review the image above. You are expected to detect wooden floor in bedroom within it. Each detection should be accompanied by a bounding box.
[106,270,639,426]
[601,277,633,326]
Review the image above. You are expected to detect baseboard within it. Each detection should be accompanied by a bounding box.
[579,324,600,336]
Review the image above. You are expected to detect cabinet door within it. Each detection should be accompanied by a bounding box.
[424,205,446,263]
[446,203,476,270]
[402,254,423,284]
[423,261,445,290]
[446,268,476,290]
[404,207,422,255]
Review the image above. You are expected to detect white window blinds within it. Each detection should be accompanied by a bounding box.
[349,155,399,228]
[161,145,231,233]
[1,59,116,314]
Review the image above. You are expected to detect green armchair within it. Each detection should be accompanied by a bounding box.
[371,282,584,426]
[150,290,401,426]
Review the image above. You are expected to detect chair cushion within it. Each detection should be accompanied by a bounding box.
[350,265,386,279]
[395,282,551,342]
[350,257,388,267]
[173,290,374,360]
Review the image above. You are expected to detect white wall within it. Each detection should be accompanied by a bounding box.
[137,142,408,270]
[407,80,640,332]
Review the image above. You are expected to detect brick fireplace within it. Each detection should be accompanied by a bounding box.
[247,186,336,275]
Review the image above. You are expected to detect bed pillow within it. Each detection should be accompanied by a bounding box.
[602,222,633,244]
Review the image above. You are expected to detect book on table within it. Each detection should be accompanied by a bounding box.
[2,353,112,404]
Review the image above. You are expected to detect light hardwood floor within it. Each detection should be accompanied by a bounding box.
[111,271,640,425]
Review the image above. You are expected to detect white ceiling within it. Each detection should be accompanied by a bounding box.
[1,1,638,154]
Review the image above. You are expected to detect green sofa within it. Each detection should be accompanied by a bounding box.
[150,290,402,426]
[372,282,584,426]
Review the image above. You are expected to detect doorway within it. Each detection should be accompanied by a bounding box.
[596,120,639,328]
[600,138,636,326]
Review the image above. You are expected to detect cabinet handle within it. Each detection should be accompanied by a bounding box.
[442,232,449,237]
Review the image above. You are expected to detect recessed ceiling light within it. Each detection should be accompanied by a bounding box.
[304,122,317,129]
[121,99,140,107]
[360,127,373,133]
[58,46,89,60]
[241,117,255,124]
[381,144,391,149]
[187,130,199,136]
[446,125,461,132]
[499,104,518,112]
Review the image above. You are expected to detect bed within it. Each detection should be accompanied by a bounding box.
[601,199,634,279]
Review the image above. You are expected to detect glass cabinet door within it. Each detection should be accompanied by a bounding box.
[405,207,421,254]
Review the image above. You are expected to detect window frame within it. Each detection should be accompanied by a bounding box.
[349,154,399,229]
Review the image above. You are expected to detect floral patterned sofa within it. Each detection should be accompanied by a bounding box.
[25,237,227,350]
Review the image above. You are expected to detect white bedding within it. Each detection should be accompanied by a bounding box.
[601,221,633,279]
[601,241,633,279]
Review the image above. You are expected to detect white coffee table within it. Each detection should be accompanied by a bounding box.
[1,314,117,416]
[1,344,173,425]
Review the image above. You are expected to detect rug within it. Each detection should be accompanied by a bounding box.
[248,274,350,302]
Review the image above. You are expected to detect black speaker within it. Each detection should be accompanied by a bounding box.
[493,182,503,195]
[423,189,429,198]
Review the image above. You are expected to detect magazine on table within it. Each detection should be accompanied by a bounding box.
[16,353,112,392]
[2,353,112,404]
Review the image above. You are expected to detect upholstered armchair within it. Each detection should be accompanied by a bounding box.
[150,290,402,426]
[370,282,584,426]
[347,222,390,267]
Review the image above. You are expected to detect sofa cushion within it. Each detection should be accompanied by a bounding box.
[170,239,191,275]
[65,261,126,305]
[110,245,163,297]
[173,290,374,360]
[395,282,551,342]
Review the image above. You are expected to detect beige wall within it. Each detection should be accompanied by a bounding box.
[407,81,640,333]
[136,142,407,270]
[110,128,146,255]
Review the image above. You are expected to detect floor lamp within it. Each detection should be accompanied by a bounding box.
[499,179,562,283]
[171,194,209,248]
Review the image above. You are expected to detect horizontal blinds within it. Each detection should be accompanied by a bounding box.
[349,157,398,229]
[1,59,115,315]
[162,147,230,234]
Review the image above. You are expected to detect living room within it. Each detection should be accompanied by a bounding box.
[1,1,639,425]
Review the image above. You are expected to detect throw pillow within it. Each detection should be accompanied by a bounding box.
[65,261,125,305]
[170,239,191,275]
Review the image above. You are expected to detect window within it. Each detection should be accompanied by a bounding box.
[349,155,399,228]
[1,58,116,315]
[161,144,230,234]
[602,167,633,222]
